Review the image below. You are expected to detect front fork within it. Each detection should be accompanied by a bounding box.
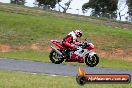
[89,51,96,57]
[85,51,96,61]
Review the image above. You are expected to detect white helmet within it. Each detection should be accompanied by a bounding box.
[74,30,82,37]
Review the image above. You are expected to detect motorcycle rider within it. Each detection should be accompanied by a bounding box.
[62,29,82,50]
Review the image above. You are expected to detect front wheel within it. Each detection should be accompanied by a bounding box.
[49,50,64,64]
[85,54,99,67]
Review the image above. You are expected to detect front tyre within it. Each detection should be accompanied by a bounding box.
[85,54,99,67]
[49,50,64,64]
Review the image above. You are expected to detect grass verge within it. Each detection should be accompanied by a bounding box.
[0,50,49,62]
[0,70,131,88]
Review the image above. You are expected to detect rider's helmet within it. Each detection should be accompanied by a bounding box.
[74,30,82,38]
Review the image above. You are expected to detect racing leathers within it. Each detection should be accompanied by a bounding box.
[62,31,81,50]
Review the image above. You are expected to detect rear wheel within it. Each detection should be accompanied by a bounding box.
[85,54,99,67]
[49,50,64,64]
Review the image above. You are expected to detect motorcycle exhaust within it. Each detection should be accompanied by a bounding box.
[50,46,63,56]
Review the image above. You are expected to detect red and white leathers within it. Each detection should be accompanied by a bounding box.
[62,31,82,50]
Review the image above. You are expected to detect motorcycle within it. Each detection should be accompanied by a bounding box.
[49,39,99,67]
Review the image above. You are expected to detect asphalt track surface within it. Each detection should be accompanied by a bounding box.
[0,58,132,77]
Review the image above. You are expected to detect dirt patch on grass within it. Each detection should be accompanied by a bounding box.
[31,43,42,51]
[16,43,48,52]
[95,48,132,61]
[0,44,13,52]
[17,43,51,52]
[30,43,51,51]
[0,43,131,61]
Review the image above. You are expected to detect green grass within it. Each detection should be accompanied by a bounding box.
[0,70,131,88]
[0,50,49,62]
[0,11,132,49]
[99,58,132,70]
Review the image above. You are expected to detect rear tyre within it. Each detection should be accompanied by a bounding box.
[49,50,64,64]
[85,54,99,67]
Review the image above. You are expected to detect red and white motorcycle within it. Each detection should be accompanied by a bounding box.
[49,39,99,67]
